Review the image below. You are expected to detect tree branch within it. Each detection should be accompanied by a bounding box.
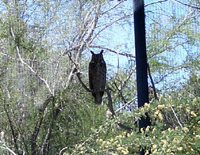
[76,72,92,92]
[115,98,136,113]
[59,147,68,155]
[40,98,61,155]
[90,45,135,58]
[145,0,169,7]
[170,105,183,129]
[174,0,200,10]
[147,63,158,100]
[9,27,53,96]
[1,145,17,155]
[31,96,53,155]
[76,71,133,131]
[3,104,20,155]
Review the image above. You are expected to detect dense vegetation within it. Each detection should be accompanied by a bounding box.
[0,0,200,154]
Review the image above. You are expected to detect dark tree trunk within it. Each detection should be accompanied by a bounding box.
[133,0,151,154]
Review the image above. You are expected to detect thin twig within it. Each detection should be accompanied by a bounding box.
[121,66,136,88]
[115,98,136,113]
[1,146,17,155]
[101,0,124,15]
[174,0,200,10]
[91,13,133,42]
[3,103,20,155]
[113,66,136,104]
[114,82,127,104]
[145,0,169,7]
[40,98,61,155]
[90,45,135,58]
[67,53,79,69]
[147,63,158,100]
[170,105,183,129]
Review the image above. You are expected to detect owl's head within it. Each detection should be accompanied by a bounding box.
[90,50,105,64]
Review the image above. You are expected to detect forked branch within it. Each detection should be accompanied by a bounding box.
[76,71,133,131]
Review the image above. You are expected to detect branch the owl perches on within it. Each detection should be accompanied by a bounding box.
[76,72,115,116]
[76,71,132,131]
[74,50,133,131]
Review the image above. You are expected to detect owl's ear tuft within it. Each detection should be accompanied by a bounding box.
[100,50,104,54]
[90,51,95,55]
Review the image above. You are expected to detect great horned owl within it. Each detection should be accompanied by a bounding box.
[89,50,107,104]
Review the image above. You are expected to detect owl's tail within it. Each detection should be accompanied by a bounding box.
[94,92,103,104]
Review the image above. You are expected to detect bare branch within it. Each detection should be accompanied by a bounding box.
[101,1,124,15]
[84,4,101,44]
[174,0,200,10]
[31,96,53,155]
[67,53,79,69]
[91,13,133,42]
[111,66,136,107]
[120,65,136,90]
[115,98,136,113]
[59,147,68,155]
[155,65,188,84]
[90,45,135,58]
[3,103,20,155]
[147,63,158,100]
[83,5,97,26]
[1,145,17,155]
[76,72,92,92]
[117,123,133,131]
[114,81,127,103]
[145,0,169,7]
[170,105,183,129]
[59,44,82,58]
[40,100,61,155]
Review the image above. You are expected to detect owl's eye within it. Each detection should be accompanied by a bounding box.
[90,61,96,67]
[100,61,105,66]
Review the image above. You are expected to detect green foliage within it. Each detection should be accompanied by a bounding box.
[181,72,200,97]
[62,95,200,155]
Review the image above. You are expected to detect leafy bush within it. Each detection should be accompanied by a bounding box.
[63,96,200,155]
